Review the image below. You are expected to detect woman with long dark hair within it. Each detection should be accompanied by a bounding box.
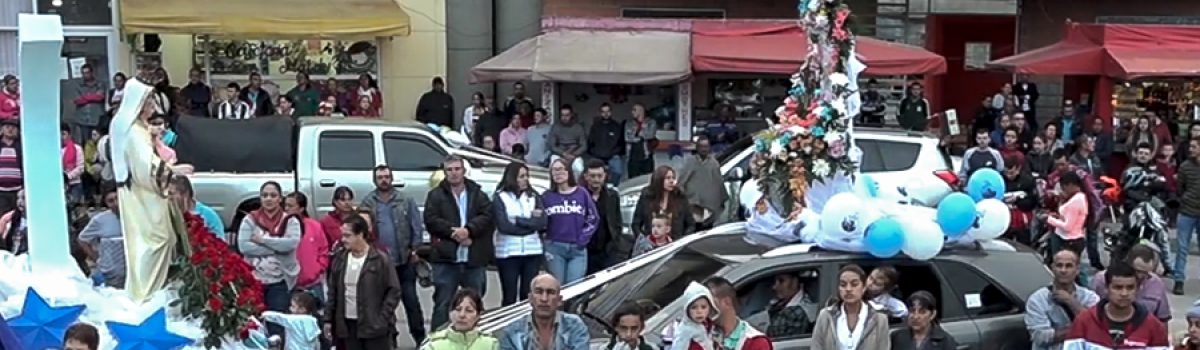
[287,191,331,301]
[891,290,958,349]
[237,181,302,312]
[320,186,356,249]
[631,165,695,242]
[356,74,382,116]
[541,158,598,284]
[323,213,401,350]
[811,264,890,349]
[493,162,547,306]
[149,67,178,119]
[1126,115,1160,157]
[462,91,487,141]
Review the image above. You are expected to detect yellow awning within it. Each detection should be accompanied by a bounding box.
[120,0,411,38]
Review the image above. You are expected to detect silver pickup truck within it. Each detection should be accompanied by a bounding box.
[179,117,550,231]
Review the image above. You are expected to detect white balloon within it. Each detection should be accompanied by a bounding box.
[900,217,945,260]
[968,199,1011,241]
[820,192,867,240]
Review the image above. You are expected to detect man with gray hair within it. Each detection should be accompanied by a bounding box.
[423,155,494,329]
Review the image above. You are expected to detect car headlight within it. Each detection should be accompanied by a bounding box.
[620,192,640,207]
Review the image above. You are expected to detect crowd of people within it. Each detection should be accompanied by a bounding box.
[13,61,1200,349]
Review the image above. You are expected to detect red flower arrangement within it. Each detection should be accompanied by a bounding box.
[171,213,264,348]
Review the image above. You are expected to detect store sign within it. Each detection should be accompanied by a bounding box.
[194,38,378,77]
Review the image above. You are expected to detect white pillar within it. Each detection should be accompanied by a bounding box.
[677,80,693,141]
[18,14,77,276]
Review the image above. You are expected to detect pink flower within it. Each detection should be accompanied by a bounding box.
[829,139,846,158]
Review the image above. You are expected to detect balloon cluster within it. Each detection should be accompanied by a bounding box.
[810,169,1011,260]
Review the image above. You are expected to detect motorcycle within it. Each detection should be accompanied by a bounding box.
[1104,198,1169,265]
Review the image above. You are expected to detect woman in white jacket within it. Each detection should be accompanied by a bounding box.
[492,162,547,307]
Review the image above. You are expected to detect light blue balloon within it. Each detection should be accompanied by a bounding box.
[967,168,1006,202]
[864,217,904,258]
[937,193,977,237]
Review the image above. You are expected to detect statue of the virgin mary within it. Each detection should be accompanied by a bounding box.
[111,79,188,303]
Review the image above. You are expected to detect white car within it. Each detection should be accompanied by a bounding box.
[617,127,961,228]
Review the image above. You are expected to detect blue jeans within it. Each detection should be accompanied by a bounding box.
[606,155,624,186]
[1175,213,1200,282]
[263,281,291,312]
[430,263,486,330]
[544,241,588,286]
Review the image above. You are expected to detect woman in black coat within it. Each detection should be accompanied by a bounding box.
[890,291,958,350]
[630,165,695,242]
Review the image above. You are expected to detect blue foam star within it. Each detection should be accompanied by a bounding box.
[6,287,86,350]
[106,309,192,350]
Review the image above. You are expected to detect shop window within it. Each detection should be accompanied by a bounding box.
[318,131,375,170]
[382,133,445,171]
[36,0,112,26]
[194,37,379,80]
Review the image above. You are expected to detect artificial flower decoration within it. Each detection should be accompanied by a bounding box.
[6,288,86,350]
[750,0,861,216]
[170,213,264,348]
[106,308,192,350]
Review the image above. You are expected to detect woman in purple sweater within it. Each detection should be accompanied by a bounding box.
[542,158,599,284]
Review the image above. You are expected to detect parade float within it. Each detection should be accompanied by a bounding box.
[743,0,1012,257]
[0,14,263,350]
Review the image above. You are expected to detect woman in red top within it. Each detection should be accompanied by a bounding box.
[319,186,356,248]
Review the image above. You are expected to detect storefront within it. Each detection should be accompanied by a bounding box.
[689,20,946,137]
[473,17,948,143]
[119,0,445,120]
[989,22,1200,132]
[470,20,695,140]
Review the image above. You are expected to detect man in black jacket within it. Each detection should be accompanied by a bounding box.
[583,159,623,273]
[423,155,493,329]
[587,103,626,186]
[416,77,455,128]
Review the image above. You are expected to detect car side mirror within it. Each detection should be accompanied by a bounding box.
[726,167,746,182]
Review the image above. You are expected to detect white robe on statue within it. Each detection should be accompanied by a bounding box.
[112,79,182,303]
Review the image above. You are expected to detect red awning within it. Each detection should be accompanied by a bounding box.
[986,41,1106,75]
[989,22,1200,79]
[691,20,947,76]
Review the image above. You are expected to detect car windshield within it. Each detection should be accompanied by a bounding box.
[563,231,767,337]
[716,136,754,165]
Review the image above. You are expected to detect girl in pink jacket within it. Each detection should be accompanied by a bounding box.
[0,75,18,120]
[1048,171,1089,254]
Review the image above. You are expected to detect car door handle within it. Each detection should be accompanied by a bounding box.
[319,179,336,187]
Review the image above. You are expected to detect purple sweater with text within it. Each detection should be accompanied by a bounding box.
[541,187,598,246]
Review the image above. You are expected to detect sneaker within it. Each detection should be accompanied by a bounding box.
[1173,281,1185,296]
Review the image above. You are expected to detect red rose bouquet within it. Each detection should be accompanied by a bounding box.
[171,213,264,348]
